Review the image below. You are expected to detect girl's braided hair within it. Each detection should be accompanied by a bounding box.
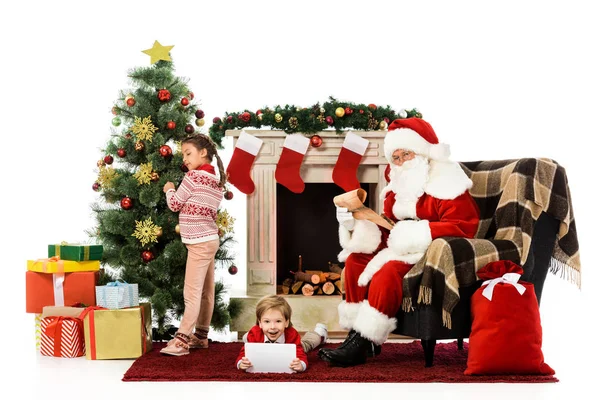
[181,134,227,188]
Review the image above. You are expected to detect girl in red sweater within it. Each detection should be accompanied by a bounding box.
[236,295,310,372]
[160,134,226,356]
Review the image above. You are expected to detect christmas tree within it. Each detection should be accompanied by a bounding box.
[89,42,241,336]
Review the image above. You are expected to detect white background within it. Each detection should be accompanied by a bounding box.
[1,1,598,399]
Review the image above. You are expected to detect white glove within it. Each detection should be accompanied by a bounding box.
[336,206,355,231]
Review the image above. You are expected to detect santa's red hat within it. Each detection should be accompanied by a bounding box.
[384,118,450,163]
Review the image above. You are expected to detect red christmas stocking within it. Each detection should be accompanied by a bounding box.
[226,131,263,195]
[332,132,369,192]
[275,134,310,193]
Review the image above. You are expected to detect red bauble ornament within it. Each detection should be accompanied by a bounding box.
[310,135,323,148]
[181,163,189,173]
[213,117,222,124]
[359,109,365,114]
[120,197,133,210]
[117,148,126,158]
[240,112,251,123]
[195,109,205,119]
[111,106,118,115]
[228,265,238,275]
[126,97,136,107]
[159,145,172,157]
[189,92,194,100]
[383,117,390,124]
[125,133,132,139]
[256,109,263,116]
[344,107,353,115]
[157,89,171,102]
[226,116,233,123]
[166,121,176,130]
[103,155,114,165]
[92,182,101,191]
[368,104,377,110]
[181,97,189,106]
[224,190,233,200]
[142,251,154,263]
[325,116,334,126]
[185,124,194,134]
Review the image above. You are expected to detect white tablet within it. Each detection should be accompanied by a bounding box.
[244,343,296,373]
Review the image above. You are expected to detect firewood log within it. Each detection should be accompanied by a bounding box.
[322,281,335,295]
[292,271,320,284]
[302,284,315,296]
[291,281,304,294]
[329,262,343,275]
[281,278,293,294]
[327,272,341,281]
[334,280,343,294]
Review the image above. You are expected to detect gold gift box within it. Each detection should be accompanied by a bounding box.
[81,303,152,360]
[27,259,100,273]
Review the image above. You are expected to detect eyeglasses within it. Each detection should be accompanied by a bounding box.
[391,151,415,162]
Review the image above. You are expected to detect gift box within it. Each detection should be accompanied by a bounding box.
[464,260,554,375]
[80,303,152,360]
[48,243,103,261]
[35,314,42,350]
[96,281,139,309]
[42,305,86,318]
[26,271,98,313]
[40,316,85,358]
[27,258,100,273]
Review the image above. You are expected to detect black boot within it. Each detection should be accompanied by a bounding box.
[318,329,358,358]
[318,331,372,367]
[367,343,382,357]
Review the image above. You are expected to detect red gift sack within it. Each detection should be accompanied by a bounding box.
[465,260,554,375]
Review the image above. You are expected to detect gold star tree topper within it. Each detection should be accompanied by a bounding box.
[142,41,174,64]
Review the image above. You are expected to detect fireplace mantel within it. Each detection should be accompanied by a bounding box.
[226,130,389,334]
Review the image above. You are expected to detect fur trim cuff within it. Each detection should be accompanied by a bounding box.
[424,160,473,200]
[353,301,397,345]
[357,248,424,286]
[339,220,382,255]
[338,301,362,330]
[388,220,432,256]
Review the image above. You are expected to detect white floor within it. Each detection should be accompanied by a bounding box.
[7,276,598,400]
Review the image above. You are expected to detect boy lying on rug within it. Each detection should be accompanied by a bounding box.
[236,295,327,372]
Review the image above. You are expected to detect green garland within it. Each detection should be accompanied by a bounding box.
[208,96,422,148]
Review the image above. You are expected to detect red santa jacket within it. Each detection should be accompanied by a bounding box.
[338,160,480,268]
[235,325,308,368]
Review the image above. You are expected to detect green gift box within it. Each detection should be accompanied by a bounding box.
[48,243,103,261]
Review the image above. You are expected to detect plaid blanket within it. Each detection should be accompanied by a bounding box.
[401,158,581,328]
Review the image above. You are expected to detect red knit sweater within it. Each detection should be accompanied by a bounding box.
[166,164,223,244]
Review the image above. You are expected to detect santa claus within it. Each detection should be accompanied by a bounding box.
[319,118,480,367]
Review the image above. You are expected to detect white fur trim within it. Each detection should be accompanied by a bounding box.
[384,128,450,163]
[392,198,418,220]
[283,133,310,154]
[237,130,263,155]
[353,300,397,345]
[388,220,432,256]
[424,160,473,200]
[338,220,382,255]
[343,131,369,155]
[357,248,424,287]
[337,248,351,263]
[337,301,362,330]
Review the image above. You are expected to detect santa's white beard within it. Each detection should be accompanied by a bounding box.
[387,155,430,220]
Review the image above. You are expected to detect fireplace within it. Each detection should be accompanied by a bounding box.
[227,130,388,334]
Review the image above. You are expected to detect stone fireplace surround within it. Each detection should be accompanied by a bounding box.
[227,129,389,335]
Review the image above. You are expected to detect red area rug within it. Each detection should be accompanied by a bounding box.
[122,341,557,383]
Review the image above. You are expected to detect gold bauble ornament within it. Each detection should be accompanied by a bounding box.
[195,118,205,127]
[274,113,283,123]
[150,172,159,182]
[97,160,106,168]
[156,227,163,237]
[335,107,345,117]
[135,141,145,151]
[379,121,388,130]
[175,224,180,234]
